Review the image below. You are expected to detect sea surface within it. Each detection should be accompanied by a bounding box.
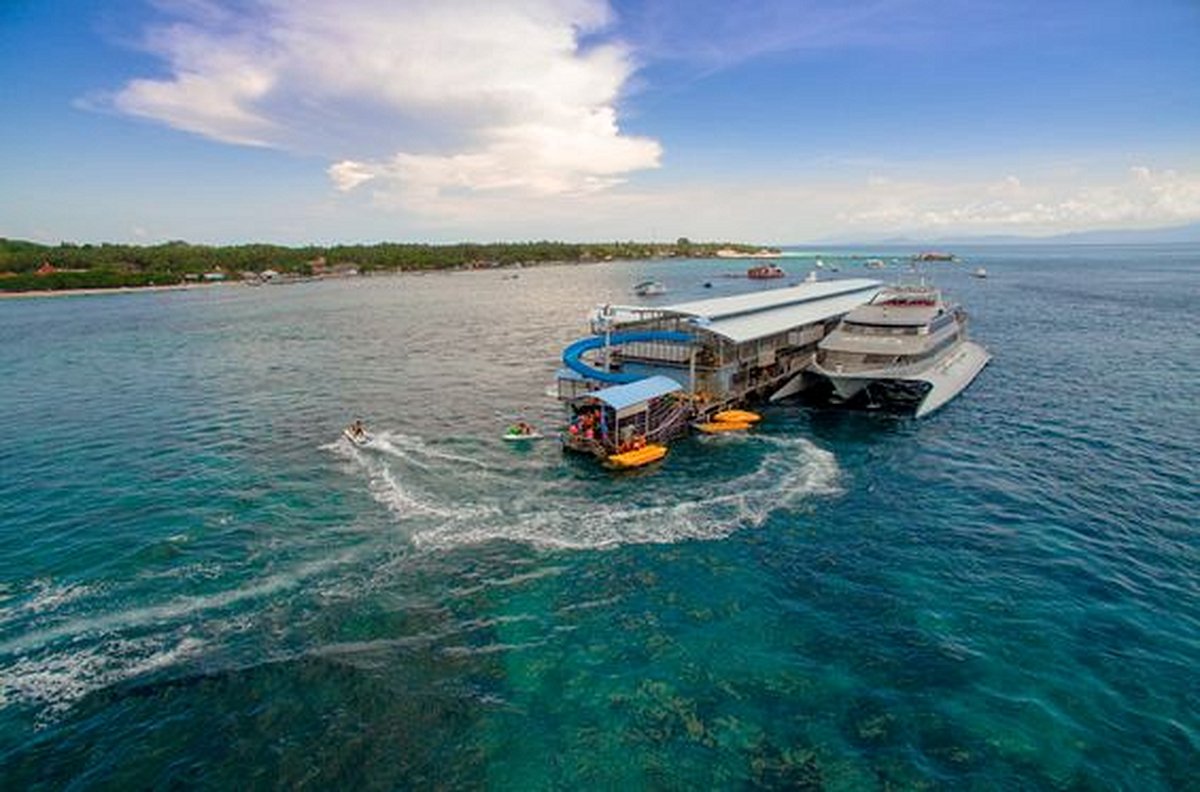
[0,246,1196,789]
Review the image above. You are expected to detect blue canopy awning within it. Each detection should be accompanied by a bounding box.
[586,375,683,411]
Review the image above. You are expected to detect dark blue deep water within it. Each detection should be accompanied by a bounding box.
[1,246,1196,789]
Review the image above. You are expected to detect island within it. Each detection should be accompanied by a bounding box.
[0,238,780,294]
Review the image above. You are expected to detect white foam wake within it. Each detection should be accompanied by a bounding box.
[416,436,841,551]
[0,548,369,724]
[1,635,206,726]
[330,428,841,552]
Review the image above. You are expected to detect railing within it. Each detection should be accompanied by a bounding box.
[645,399,692,442]
[817,344,962,377]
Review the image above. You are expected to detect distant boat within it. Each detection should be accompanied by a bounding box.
[971,267,988,279]
[747,264,786,279]
[633,279,667,296]
[865,259,886,270]
[914,251,956,262]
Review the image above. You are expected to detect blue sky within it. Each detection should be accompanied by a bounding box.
[1,0,1197,245]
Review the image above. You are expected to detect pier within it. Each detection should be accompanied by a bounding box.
[556,278,882,463]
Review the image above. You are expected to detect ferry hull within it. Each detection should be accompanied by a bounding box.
[913,340,991,417]
[816,341,991,417]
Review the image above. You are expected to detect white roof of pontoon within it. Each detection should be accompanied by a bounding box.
[662,278,879,319]
[705,289,883,343]
[658,278,882,344]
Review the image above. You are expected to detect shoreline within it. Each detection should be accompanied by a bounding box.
[0,281,237,300]
[0,257,662,299]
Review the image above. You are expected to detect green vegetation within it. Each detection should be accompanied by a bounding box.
[0,238,776,292]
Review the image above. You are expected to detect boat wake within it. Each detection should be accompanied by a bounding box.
[332,429,841,552]
[0,550,368,726]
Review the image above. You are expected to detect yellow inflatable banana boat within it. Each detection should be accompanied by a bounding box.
[694,421,752,434]
[713,409,762,423]
[605,444,668,469]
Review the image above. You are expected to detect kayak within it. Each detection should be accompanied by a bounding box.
[713,409,762,423]
[605,444,668,469]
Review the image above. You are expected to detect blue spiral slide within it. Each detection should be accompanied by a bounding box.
[561,331,693,384]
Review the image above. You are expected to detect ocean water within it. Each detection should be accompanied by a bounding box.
[0,246,1196,789]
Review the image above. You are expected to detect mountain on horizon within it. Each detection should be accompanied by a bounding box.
[799,221,1200,247]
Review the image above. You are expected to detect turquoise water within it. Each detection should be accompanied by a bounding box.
[1,247,1196,788]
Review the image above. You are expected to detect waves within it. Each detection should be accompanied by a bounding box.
[0,425,838,726]
[0,542,371,725]
[2,249,1199,787]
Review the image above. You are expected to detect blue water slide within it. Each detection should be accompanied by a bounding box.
[561,331,694,384]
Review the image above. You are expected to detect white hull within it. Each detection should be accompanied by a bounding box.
[816,340,991,417]
[913,340,991,416]
[768,372,806,402]
[824,377,869,401]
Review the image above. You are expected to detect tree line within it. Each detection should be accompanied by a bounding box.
[0,238,771,292]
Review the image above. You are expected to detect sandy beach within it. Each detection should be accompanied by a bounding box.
[0,281,234,300]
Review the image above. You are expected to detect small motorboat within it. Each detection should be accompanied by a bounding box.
[633,280,667,296]
[971,267,988,279]
[747,265,786,279]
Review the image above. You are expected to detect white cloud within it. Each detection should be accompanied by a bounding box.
[305,165,1200,242]
[833,167,1200,236]
[327,161,375,192]
[111,0,660,203]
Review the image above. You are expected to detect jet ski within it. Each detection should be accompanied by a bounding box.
[502,423,542,441]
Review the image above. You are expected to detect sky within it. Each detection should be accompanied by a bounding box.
[1,0,1198,245]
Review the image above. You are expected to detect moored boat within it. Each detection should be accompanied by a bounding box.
[811,281,990,417]
[713,409,761,423]
[693,421,751,434]
[747,264,786,279]
[605,444,668,469]
[633,279,668,296]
